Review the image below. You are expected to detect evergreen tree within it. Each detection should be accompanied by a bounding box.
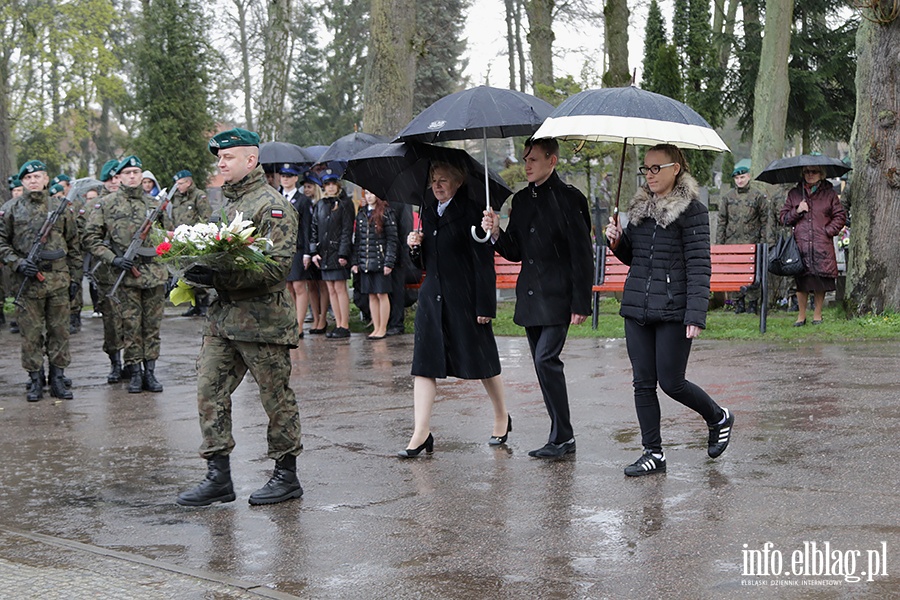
[414,0,469,113]
[652,45,683,100]
[286,1,326,147]
[640,0,667,91]
[683,0,720,184]
[132,0,215,185]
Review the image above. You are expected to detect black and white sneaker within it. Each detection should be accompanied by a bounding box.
[624,450,666,477]
[707,407,734,458]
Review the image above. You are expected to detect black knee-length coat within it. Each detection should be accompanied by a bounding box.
[410,186,500,380]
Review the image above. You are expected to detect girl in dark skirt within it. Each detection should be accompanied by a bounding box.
[351,190,398,339]
[310,172,354,338]
[285,169,321,334]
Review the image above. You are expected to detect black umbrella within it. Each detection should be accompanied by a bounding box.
[71,177,104,200]
[395,85,554,241]
[303,145,329,162]
[756,154,851,185]
[315,132,391,172]
[258,142,313,165]
[344,142,511,211]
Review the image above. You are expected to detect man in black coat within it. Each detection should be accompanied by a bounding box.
[482,138,593,458]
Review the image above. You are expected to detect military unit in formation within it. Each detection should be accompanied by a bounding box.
[1,156,211,400]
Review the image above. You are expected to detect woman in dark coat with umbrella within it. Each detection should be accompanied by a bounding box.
[398,162,510,457]
[779,166,846,326]
[310,172,354,338]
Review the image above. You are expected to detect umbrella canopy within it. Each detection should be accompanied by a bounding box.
[343,142,512,211]
[71,177,104,200]
[258,142,313,165]
[532,86,729,151]
[395,85,554,143]
[303,145,330,162]
[756,154,851,185]
[316,132,390,167]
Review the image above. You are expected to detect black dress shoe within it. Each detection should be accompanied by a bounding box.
[488,414,512,446]
[528,439,576,458]
[385,327,404,336]
[397,433,434,458]
[330,327,350,339]
[308,327,327,335]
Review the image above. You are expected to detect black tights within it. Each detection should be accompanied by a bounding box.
[624,319,723,453]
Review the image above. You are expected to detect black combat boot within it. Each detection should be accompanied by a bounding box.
[248,454,304,505]
[127,364,143,393]
[69,313,81,334]
[142,360,163,392]
[733,298,746,314]
[26,371,43,402]
[747,301,758,314]
[24,366,68,390]
[49,365,74,400]
[10,320,19,333]
[176,455,236,506]
[107,352,122,384]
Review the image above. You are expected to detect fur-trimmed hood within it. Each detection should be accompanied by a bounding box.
[627,173,700,228]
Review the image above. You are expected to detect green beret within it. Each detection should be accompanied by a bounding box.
[100,159,120,182]
[173,169,192,182]
[732,158,751,177]
[52,174,71,184]
[117,155,142,172]
[208,128,260,156]
[49,183,64,196]
[8,176,22,190]
[17,160,47,180]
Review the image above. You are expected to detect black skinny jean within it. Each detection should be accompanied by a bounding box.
[624,319,723,453]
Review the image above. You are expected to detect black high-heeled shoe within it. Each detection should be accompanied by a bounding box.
[488,414,512,446]
[397,433,434,458]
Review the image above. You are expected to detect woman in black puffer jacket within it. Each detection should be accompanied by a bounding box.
[351,190,398,339]
[310,173,354,338]
[606,144,733,478]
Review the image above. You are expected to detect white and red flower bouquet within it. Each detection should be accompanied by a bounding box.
[152,212,275,305]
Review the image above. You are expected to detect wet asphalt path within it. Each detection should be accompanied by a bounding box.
[0,311,898,598]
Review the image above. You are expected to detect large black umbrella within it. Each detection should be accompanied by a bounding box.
[258,142,313,165]
[315,132,391,173]
[395,85,554,241]
[344,141,511,211]
[303,145,329,162]
[756,154,851,185]
[532,85,729,221]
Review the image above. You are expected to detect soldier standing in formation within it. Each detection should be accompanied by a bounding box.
[90,160,129,383]
[716,159,768,314]
[177,128,303,507]
[0,160,79,401]
[84,156,167,394]
[165,169,212,317]
[1,177,24,331]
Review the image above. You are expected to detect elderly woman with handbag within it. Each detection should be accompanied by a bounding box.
[779,166,846,326]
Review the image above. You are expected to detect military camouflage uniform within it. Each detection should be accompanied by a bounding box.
[87,189,125,354]
[0,190,80,371]
[84,184,167,368]
[164,184,212,230]
[68,193,90,320]
[195,164,302,460]
[717,184,768,309]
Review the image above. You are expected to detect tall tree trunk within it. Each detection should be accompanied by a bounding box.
[750,1,792,183]
[524,0,554,97]
[716,0,739,71]
[0,58,12,199]
[514,0,527,92]
[505,0,516,90]
[847,13,900,312]
[363,0,415,137]
[258,0,293,141]
[233,0,254,130]
[602,0,635,217]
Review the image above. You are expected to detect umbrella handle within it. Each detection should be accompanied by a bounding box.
[471,225,490,243]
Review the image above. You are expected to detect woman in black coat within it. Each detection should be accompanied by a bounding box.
[310,173,354,338]
[351,190,398,339]
[605,144,733,477]
[398,162,510,457]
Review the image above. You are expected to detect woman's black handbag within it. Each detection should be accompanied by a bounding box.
[768,234,805,276]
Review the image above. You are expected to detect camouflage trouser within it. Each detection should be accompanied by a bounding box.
[195,335,302,460]
[69,268,84,315]
[737,282,761,304]
[16,288,70,371]
[97,282,124,354]
[118,284,165,366]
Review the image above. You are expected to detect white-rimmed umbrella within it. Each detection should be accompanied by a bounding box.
[532,85,730,221]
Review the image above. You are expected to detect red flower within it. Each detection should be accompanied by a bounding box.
[156,241,172,255]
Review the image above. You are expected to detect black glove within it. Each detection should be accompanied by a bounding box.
[69,281,79,301]
[112,256,134,271]
[17,259,39,278]
[183,265,215,286]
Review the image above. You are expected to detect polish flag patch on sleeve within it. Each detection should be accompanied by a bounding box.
[271,208,284,218]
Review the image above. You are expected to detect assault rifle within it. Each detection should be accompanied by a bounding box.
[107,187,175,301]
[13,189,75,308]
